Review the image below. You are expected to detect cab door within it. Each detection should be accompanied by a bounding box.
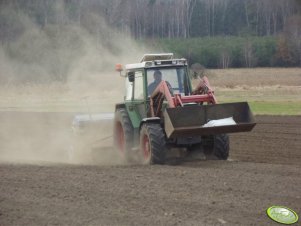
[125,70,147,129]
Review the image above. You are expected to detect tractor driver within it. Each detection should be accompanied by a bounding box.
[148,70,162,96]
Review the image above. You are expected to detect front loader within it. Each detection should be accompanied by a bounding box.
[114,53,256,164]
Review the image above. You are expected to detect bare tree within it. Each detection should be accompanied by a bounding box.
[183,0,197,38]
[244,40,256,67]
[220,48,231,68]
[283,15,301,65]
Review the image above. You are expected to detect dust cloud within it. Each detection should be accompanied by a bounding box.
[0,4,154,165]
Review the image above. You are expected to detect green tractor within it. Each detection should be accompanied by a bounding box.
[114,53,255,164]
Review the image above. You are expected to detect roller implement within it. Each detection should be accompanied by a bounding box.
[114,53,256,164]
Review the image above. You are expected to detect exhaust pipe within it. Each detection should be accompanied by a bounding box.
[164,102,256,138]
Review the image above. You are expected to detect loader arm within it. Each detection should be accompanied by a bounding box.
[149,77,256,138]
[149,77,216,117]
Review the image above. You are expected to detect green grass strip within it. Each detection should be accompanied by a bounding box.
[249,101,301,115]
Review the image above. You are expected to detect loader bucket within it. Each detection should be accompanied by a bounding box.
[164,102,256,138]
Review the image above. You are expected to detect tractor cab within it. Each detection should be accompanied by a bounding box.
[121,53,192,99]
[118,53,193,121]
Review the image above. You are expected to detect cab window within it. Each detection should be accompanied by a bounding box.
[146,67,189,96]
[124,78,133,101]
[133,71,144,100]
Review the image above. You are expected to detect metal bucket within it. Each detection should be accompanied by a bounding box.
[164,102,256,138]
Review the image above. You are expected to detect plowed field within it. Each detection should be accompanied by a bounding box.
[0,113,300,226]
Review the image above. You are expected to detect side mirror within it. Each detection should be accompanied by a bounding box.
[128,72,135,82]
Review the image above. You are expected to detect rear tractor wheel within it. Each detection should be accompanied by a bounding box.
[139,123,166,164]
[113,109,134,162]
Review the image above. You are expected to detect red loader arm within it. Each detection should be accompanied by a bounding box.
[149,76,217,117]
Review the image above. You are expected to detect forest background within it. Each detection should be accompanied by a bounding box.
[0,0,301,83]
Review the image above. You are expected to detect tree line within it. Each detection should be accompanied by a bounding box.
[157,36,301,68]
[0,0,300,69]
[1,0,300,39]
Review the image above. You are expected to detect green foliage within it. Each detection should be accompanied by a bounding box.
[274,37,299,67]
[253,37,277,67]
[155,36,284,68]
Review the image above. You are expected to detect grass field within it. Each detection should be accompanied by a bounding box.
[248,101,301,115]
[201,68,301,115]
[0,68,300,115]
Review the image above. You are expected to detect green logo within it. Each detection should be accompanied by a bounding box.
[267,206,299,225]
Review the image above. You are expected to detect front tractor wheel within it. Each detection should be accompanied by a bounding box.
[213,134,230,160]
[204,134,230,160]
[139,123,166,164]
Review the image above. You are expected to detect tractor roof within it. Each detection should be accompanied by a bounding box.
[140,53,173,62]
[125,53,187,71]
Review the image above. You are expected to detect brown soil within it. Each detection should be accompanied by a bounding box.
[0,113,300,226]
[230,115,301,165]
